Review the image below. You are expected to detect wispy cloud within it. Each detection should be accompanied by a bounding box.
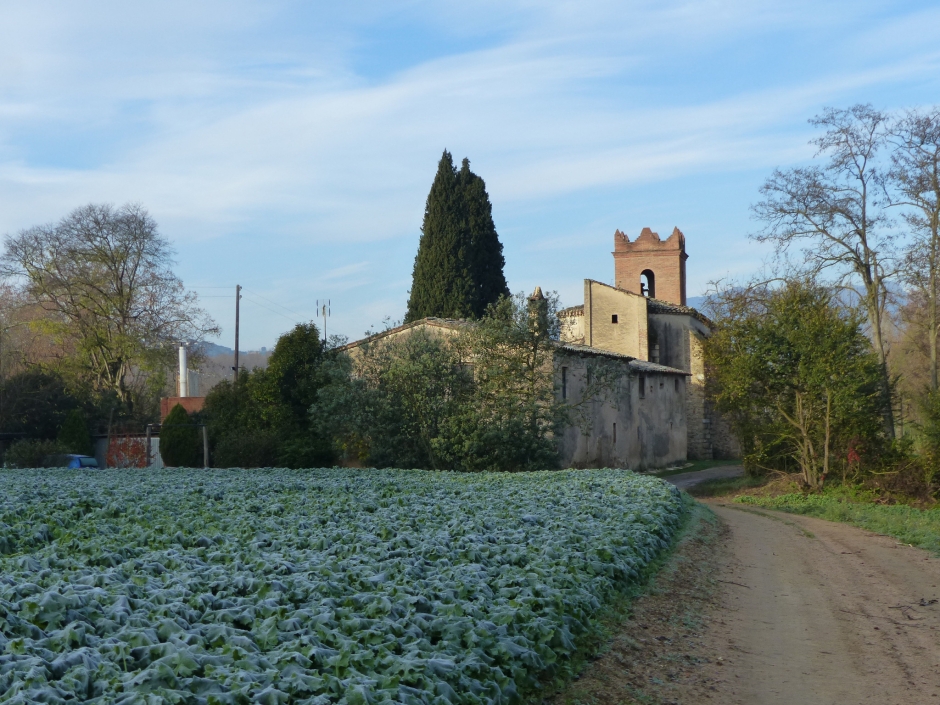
[0,0,936,346]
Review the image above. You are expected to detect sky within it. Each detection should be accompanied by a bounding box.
[1,1,938,350]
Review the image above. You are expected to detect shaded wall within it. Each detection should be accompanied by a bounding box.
[555,352,687,470]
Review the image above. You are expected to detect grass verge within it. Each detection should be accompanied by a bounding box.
[735,493,940,556]
[543,497,728,704]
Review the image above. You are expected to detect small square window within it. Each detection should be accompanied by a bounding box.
[611,314,618,324]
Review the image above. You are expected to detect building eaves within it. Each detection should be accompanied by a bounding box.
[558,304,584,317]
[628,359,690,376]
[554,342,688,375]
[645,298,712,325]
[337,317,471,352]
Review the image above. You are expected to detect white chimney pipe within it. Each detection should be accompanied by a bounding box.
[178,343,188,397]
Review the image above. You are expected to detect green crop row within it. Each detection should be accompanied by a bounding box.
[0,468,684,704]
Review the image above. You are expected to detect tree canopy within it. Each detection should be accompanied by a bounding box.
[405,152,509,322]
[1,203,218,414]
[203,322,334,468]
[705,280,887,487]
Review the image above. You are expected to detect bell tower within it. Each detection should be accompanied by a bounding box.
[612,227,687,305]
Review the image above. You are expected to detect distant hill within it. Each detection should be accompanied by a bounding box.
[197,342,269,356]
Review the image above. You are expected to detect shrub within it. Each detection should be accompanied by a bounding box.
[160,404,202,467]
[3,439,69,468]
[56,409,93,455]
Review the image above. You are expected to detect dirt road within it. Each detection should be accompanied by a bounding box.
[548,495,940,704]
[663,464,744,490]
[702,503,940,704]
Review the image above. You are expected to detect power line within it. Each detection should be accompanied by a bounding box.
[242,287,310,321]
[240,294,301,324]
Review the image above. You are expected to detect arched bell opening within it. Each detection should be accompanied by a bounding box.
[640,269,655,298]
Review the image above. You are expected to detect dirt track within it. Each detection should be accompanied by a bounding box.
[548,494,940,704]
[704,503,940,704]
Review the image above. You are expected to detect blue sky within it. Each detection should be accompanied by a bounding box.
[1,1,938,349]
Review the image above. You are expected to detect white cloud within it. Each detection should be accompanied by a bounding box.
[0,0,937,347]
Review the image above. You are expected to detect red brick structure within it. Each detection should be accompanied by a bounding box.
[160,396,205,421]
[612,227,687,306]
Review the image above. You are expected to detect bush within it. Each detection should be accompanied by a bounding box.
[3,439,69,468]
[57,409,93,455]
[315,293,567,471]
[202,323,336,468]
[211,429,279,469]
[160,404,202,467]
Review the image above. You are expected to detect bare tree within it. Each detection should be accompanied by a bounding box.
[751,104,895,437]
[1,203,219,411]
[887,108,940,393]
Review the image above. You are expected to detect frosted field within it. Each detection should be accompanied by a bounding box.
[0,468,684,704]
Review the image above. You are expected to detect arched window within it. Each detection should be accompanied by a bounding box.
[640,269,655,298]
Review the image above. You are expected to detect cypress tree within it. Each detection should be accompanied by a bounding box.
[160,404,202,467]
[458,158,509,316]
[405,151,474,322]
[406,152,509,322]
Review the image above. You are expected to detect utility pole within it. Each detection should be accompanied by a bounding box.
[317,299,330,345]
[233,284,242,381]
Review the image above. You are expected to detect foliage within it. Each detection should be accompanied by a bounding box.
[2,438,68,468]
[318,292,571,471]
[0,203,218,414]
[705,279,887,487]
[735,492,940,555]
[459,157,510,317]
[0,467,685,703]
[203,322,334,468]
[159,403,202,467]
[405,152,509,322]
[436,291,565,472]
[751,105,895,436]
[0,368,90,440]
[56,408,93,455]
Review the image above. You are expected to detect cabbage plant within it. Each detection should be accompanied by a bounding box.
[0,468,683,704]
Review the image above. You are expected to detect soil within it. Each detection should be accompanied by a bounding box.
[546,493,940,704]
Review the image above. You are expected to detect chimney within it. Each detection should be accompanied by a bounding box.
[178,343,188,398]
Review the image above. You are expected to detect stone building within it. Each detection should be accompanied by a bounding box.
[559,227,737,460]
[340,225,735,469]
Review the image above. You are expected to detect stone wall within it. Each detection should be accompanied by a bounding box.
[582,280,648,359]
[555,351,687,470]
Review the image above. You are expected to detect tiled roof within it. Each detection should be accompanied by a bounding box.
[554,342,688,375]
[646,298,712,325]
[338,317,471,351]
[558,305,584,317]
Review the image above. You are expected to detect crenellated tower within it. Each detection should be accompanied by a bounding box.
[612,227,687,305]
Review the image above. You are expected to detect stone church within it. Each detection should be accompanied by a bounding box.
[557,227,736,463]
[342,226,734,469]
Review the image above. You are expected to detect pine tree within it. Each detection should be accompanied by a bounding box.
[459,158,509,316]
[406,152,509,321]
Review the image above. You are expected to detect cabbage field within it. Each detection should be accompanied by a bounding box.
[0,468,684,704]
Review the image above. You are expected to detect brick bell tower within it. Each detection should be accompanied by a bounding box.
[612,227,687,305]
